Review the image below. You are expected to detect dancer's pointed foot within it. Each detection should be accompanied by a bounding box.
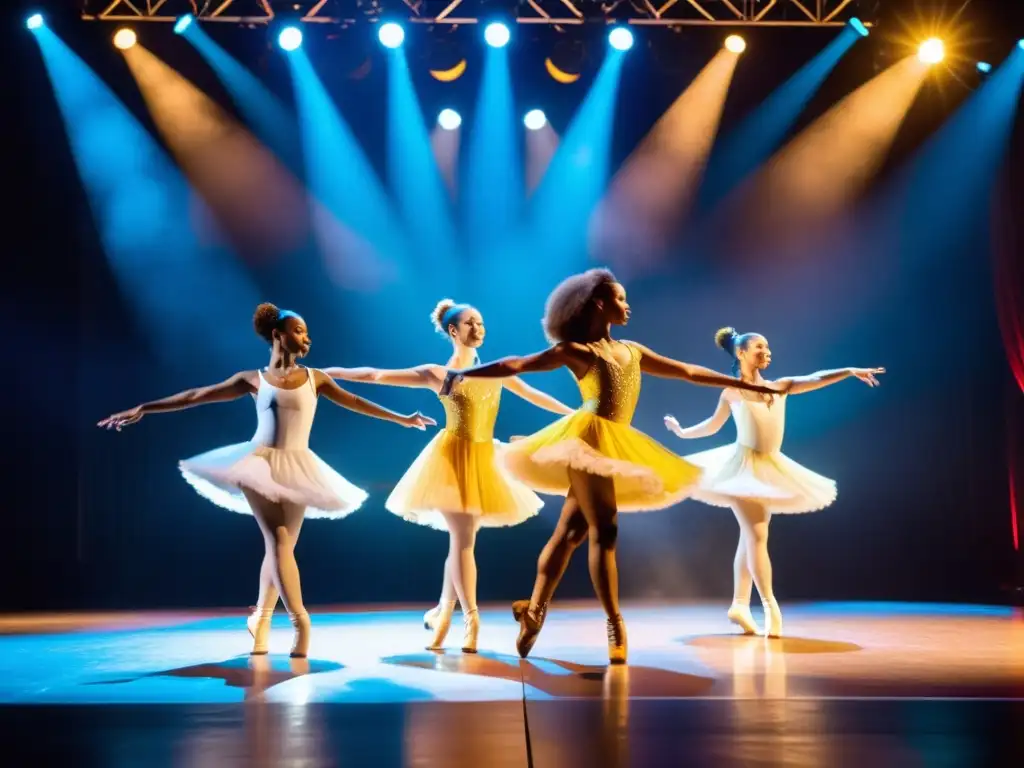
[606,614,628,665]
[512,600,547,659]
[247,607,274,655]
[426,601,456,651]
[461,608,480,654]
[727,601,760,635]
[289,611,311,658]
[761,599,783,639]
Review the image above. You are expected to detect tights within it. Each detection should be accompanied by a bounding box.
[243,489,307,617]
[527,468,621,619]
[729,500,775,606]
[433,513,480,614]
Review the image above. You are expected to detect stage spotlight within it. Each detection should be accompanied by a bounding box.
[484,22,510,48]
[378,22,405,49]
[849,17,869,37]
[918,38,945,64]
[724,35,746,54]
[25,13,44,30]
[608,26,633,52]
[278,26,302,51]
[113,28,137,50]
[524,109,547,131]
[174,14,193,35]
[438,109,462,130]
[1019,39,1024,51]
[976,61,992,74]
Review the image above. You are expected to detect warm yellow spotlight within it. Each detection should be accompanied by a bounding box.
[725,35,746,54]
[918,37,944,64]
[113,28,137,50]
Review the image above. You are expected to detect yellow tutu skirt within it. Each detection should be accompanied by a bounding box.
[503,411,703,512]
[385,430,544,531]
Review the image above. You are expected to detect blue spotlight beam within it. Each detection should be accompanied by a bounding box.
[288,49,408,280]
[182,23,301,175]
[528,49,627,274]
[464,45,522,256]
[774,43,1024,414]
[385,48,462,284]
[699,25,861,210]
[32,28,260,369]
[865,45,1024,260]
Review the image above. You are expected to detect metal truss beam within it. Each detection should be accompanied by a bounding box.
[81,1,877,28]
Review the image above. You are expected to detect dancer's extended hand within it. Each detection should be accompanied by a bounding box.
[440,370,462,396]
[402,411,437,431]
[98,406,143,431]
[850,367,885,387]
[663,414,684,437]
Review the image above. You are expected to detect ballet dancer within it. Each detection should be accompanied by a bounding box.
[664,327,883,637]
[98,303,435,657]
[440,269,782,663]
[324,299,573,653]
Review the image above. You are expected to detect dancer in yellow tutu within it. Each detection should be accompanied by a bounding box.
[98,303,435,658]
[325,300,572,652]
[441,269,782,663]
[665,327,884,638]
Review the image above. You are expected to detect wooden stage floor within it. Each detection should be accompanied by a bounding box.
[1,601,1022,766]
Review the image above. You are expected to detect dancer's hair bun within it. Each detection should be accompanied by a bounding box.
[254,303,281,342]
[431,299,458,336]
[715,326,738,355]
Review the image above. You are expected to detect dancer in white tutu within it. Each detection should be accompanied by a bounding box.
[664,327,883,638]
[98,302,435,657]
[325,299,572,653]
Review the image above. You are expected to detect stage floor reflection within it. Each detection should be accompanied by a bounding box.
[1,601,1021,766]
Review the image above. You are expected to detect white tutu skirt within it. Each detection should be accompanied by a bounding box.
[683,444,836,514]
[179,442,368,519]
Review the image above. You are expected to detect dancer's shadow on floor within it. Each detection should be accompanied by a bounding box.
[87,655,343,698]
[382,650,715,698]
[680,634,862,654]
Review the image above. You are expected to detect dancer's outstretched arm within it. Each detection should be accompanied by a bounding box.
[629,342,780,396]
[441,345,580,395]
[503,377,575,416]
[97,371,257,430]
[664,392,731,439]
[776,367,885,395]
[324,364,445,391]
[312,370,436,429]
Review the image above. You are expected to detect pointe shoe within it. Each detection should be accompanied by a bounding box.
[247,607,274,655]
[424,600,456,631]
[512,600,547,659]
[426,601,455,651]
[761,599,783,639]
[462,608,480,654]
[606,615,628,665]
[727,602,760,635]
[289,611,311,658]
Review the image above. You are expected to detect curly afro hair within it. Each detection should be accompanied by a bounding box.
[541,268,618,344]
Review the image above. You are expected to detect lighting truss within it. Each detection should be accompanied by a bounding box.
[80,0,879,28]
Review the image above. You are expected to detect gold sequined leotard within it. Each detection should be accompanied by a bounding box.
[501,341,703,512]
[385,377,543,530]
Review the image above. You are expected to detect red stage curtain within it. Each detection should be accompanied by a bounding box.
[993,179,1023,552]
